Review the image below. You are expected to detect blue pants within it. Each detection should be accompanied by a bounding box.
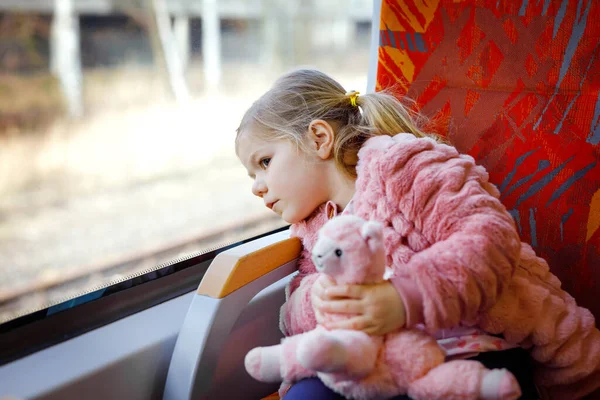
[283,348,539,400]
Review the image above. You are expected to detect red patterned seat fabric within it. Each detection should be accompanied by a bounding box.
[375,0,599,319]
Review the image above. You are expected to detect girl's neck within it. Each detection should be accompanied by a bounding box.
[328,167,356,211]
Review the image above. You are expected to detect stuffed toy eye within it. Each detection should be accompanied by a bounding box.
[335,249,343,257]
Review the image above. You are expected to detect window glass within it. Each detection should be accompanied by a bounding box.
[0,0,372,323]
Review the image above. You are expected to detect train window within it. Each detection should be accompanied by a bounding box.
[0,1,372,325]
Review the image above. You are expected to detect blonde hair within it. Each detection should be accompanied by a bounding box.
[236,69,436,177]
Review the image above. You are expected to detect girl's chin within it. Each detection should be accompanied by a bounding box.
[281,215,298,224]
[281,209,312,224]
[279,210,294,224]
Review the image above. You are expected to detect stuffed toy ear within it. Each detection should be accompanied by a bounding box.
[361,221,383,253]
[324,201,339,220]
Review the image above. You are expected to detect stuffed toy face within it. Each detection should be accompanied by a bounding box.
[310,215,386,285]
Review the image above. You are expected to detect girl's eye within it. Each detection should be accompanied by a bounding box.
[259,158,271,169]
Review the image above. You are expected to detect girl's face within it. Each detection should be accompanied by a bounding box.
[237,131,331,224]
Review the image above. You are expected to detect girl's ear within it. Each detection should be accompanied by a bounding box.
[308,119,335,160]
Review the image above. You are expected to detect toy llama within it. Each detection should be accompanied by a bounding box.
[245,215,522,400]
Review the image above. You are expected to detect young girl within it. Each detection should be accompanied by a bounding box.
[235,69,600,400]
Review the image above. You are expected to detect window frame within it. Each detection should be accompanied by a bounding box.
[0,225,289,366]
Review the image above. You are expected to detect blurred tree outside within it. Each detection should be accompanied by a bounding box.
[0,0,372,323]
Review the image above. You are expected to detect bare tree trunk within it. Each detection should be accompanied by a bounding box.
[202,0,221,92]
[146,0,189,103]
[50,0,83,118]
[174,16,190,71]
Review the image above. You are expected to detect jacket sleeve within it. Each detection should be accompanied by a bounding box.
[356,134,521,333]
[279,250,318,336]
[480,243,600,399]
[279,204,330,336]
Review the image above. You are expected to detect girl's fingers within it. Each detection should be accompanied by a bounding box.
[314,276,333,295]
[320,299,363,314]
[312,285,324,299]
[315,310,325,324]
[312,295,324,311]
[361,325,381,336]
[325,316,369,331]
[312,281,328,299]
[325,284,363,299]
[321,275,336,287]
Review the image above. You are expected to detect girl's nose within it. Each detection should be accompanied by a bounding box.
[252,179,267,198]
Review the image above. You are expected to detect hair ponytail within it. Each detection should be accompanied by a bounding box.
[236,69,438,177]
[356,90,429,139]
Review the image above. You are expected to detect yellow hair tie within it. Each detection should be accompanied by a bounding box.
[346,90,360,107]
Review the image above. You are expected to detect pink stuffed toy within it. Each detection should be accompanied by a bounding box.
[245,215,522,400]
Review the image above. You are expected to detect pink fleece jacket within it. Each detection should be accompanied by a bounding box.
[279,134,600,399]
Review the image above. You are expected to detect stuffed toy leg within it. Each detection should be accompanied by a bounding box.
[246,325,520,400]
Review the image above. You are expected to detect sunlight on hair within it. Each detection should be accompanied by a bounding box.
[236,69,438,177]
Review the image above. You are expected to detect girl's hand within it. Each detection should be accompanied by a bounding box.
[313,280,406,336]
[310,274,337,325]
